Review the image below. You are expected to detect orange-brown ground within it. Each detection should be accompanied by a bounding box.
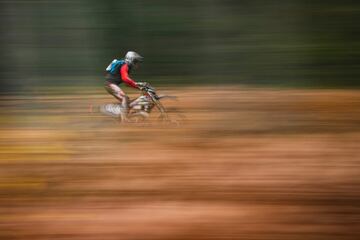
[0,86,359,240]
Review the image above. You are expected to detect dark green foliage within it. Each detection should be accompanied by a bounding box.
[1,0,360,90]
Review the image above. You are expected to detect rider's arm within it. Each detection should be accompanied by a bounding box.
[120,64,139,89]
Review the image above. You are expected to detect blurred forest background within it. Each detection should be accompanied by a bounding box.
[1,0,360,92]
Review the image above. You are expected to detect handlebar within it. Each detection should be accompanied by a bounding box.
[139,83,168,118]
[140,83,156,94]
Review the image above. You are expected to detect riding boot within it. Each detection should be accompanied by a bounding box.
[120,96,130,122]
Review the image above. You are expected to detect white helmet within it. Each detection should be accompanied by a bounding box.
[124,51,143,65]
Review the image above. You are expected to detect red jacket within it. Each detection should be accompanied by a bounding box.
[120,64,138,89]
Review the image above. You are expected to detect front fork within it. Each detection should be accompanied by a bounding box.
[154,99,169,121]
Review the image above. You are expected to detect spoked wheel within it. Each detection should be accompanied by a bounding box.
[158,110,186,127]
[127,111,149,123]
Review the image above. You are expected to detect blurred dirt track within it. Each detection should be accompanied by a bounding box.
[0,87,359,240]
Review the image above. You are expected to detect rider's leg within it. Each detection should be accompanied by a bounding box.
[104,83,129,121]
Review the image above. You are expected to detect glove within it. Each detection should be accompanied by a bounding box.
[137,82,148,89]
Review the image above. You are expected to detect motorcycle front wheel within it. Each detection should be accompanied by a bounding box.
[158,110,186,127]
[128,111,149,123]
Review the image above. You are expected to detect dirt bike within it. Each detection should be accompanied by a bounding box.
[99,83,185,125]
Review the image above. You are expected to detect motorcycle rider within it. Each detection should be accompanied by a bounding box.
[104,51,147,121]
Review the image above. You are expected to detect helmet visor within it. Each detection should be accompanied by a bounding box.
[133,57,143,63]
